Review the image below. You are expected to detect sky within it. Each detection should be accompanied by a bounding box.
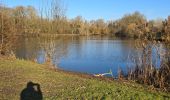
[2,0,170,21]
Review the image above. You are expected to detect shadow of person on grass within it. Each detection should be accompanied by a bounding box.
[20,81,43,100]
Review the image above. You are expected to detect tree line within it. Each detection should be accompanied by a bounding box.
[0,4,170,55]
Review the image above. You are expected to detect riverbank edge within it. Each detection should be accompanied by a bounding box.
[0,57,169,99]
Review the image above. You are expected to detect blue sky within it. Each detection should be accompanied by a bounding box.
[3,0,170,21]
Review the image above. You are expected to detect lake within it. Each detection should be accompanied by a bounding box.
[15,36,165,77]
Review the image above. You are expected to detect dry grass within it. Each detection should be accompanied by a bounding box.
[125,40,170,92]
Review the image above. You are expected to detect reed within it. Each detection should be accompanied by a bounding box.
[127,40,170,92]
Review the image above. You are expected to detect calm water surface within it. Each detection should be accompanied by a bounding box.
[15,36,164,76]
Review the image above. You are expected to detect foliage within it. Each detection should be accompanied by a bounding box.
[162,16,170,41]
[113,12,147,38]
[0,6,17,55]
[0,5,170,37]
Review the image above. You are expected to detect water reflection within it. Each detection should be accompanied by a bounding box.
[15,36,165,76]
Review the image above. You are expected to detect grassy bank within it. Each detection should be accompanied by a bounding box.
[0,58,169,99]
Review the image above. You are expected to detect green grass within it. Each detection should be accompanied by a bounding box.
[0,58,169,100]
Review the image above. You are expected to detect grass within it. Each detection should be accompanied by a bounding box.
[0,58,170,100]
